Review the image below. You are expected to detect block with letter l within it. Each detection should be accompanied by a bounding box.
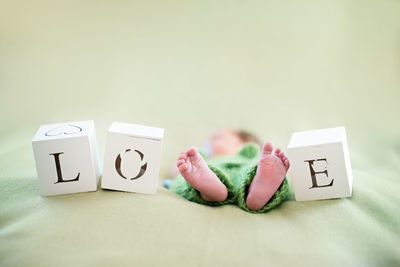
[101,122,164,194]
[32,120,100,196]
[287,127,353,201]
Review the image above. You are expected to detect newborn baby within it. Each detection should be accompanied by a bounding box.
[168,129,290,213]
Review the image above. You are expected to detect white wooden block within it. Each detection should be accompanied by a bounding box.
[32,120,100,196]
[287,127,353,201]
[101,122,164,194]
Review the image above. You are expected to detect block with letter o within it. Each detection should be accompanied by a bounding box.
[101,122,164,194]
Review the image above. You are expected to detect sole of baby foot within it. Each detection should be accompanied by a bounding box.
[246,142,289,211]
[176,147,228,202]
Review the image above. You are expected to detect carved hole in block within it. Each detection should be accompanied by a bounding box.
[45,124,82,137]
[115,149,148,180]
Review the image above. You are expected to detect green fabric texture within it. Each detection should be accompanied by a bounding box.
[170,143,290,213]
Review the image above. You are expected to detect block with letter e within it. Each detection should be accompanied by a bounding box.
[32,120,100,196]
[101,122,164,194]
[287,127,353,201]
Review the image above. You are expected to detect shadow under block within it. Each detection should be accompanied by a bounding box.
[32,121,100,196]
[287,127,353,201]
[101,122,164,194]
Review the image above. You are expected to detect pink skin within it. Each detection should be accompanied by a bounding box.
[207,129,245,156]
[177,147,228,202]
[177,141,290,210]
[246,142,290,210]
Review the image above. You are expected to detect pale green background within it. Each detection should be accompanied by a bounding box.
[0,1,399,266]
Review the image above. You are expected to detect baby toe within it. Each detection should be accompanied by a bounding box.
[262,142,274,155]
[284,159,290,169]
[177,159,185,166]
[178,163,189,172]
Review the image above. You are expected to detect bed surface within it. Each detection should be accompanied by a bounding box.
[1,1,399,266]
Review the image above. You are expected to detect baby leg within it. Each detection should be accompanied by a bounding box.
[177,147,228,202]
[246,142,290,210]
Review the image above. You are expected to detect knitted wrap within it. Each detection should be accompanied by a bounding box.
[235,164,290,213]
[169,143,290,213]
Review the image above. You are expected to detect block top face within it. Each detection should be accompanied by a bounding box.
[109,122,164,141]
[32,120,94,142]
[288,127,346,148]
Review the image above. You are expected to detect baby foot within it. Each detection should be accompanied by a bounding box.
[246,142,290,211]
[177,147,228,202]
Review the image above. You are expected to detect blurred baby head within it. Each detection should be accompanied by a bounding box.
[202,129,262,157]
